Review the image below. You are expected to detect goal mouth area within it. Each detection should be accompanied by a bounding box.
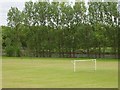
[72,59,97,72]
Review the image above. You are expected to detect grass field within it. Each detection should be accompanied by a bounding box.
[2,57,118,88]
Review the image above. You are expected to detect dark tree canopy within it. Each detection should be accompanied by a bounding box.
[2,1,119,58]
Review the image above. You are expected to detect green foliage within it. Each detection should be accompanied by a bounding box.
[5,46,20,57]
[5,46,14,56]
[2,2,118,58]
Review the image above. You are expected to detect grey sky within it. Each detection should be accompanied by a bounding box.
[0,0,119,26]
[0,0,38,26]
[0,2,25,26]
[0,0,73,26]
[0,0,76,26]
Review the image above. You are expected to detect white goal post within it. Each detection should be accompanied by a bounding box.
[72,59,96,72]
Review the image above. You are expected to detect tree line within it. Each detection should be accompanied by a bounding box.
[2,1,119,58]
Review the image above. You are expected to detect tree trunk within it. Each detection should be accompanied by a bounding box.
[98,46,101,58]
[103,46,105,58]
[87,48,90,58]
[70,49,72,58]
[114,47,117,58]
[73,48,75,58]
[59,45,61,57]
[95,47,97,58]
[43,49,45,57]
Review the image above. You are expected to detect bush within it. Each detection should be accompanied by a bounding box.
[5,46,21,57]
[5,46,14,56]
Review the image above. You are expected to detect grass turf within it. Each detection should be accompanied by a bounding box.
[2,57,118,88]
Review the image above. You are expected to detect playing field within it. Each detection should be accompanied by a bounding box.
[2,57,118,88]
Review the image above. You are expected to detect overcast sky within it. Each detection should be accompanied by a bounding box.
[0,0,76,26]
[0,0,39,26]
[0,0,119,26]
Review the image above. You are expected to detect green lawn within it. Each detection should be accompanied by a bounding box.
[2,57,118,88]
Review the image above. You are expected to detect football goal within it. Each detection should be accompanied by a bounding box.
[72,59,96,72]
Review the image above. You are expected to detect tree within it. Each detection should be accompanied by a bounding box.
[7,7,23,56]
[3,1,118,58]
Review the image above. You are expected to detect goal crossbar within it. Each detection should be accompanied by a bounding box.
[73,59,96,72]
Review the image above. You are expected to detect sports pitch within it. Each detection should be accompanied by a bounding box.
[2,57,118,88]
